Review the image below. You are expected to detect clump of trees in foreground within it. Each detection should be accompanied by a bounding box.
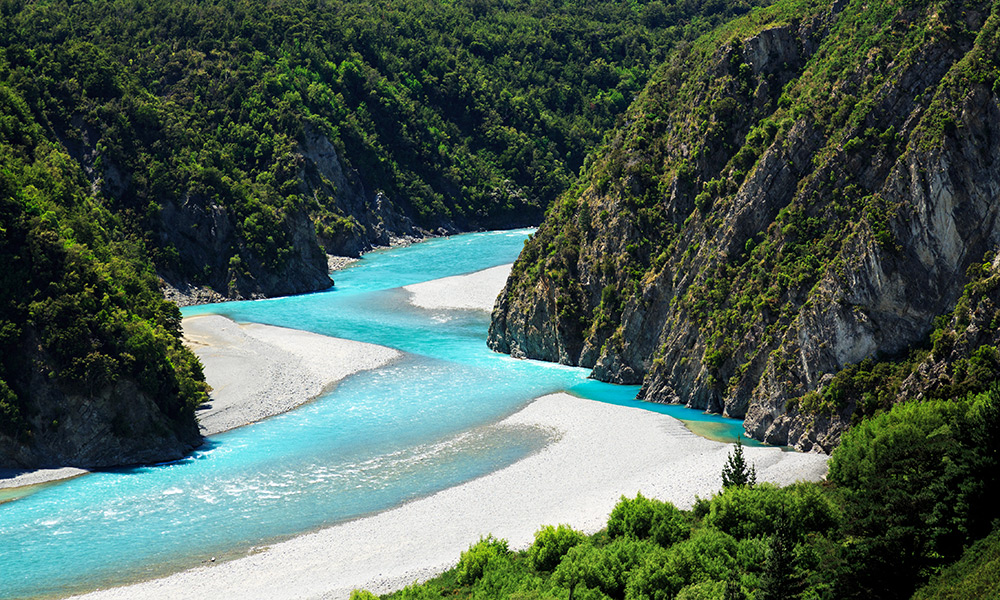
[357,388,1000,599]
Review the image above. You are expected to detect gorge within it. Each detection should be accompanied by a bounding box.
[2,0,1000,596]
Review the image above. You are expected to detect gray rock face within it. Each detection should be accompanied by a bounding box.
[745,83,1000,450]
[490,0,999,452]
[297,126,423,257]
[156,193,333,301]
[89,122,427,304]
[1,376,200,469]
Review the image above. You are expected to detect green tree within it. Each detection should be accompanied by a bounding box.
[721,437,757,489]
[724,572,746,600]
[608,493,689,547]
[757,519,796,600]
[455,535,509,586]
[828,395,995,598]
[529,524,586,571]
[553,543,601,600]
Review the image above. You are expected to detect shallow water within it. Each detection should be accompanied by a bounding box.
[0,229,751,599]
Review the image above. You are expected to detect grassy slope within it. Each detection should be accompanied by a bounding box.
[912,526,1000,600]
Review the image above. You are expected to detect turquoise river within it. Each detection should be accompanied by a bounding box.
[0,229,753,599]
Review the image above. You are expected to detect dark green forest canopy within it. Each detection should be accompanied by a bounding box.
[0,128,207,446]
[0,0,769,272]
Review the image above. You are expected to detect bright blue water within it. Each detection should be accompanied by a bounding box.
[0,229,751,599]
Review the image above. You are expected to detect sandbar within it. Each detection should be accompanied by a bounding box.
[72,392,828,600]
[183,315,401,436]
[1,317,400,490]
[0,467,90,491]
[1,259,497,489]
[403,264,513,312]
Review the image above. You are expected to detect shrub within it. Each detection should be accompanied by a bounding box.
[625,552,682,600]
[827,393,1000,596]
[626,529,737,600]
[557,537,661,599]
[912,525,1000,600]
[675,580,726,600]
[528,524,586,571]
[595,537,662,598]
[704,483,840,542]
[455,535,509,585]
[608,493,689,548]
[553,543,602,598]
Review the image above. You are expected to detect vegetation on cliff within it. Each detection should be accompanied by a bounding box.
[1,0,769,300]
[367,387,1000,600]
[792,253,1000,419]
[490,0,1000,450]
[0,98,207,466]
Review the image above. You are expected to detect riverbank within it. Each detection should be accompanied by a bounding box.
[403,263,513,312]
[0,317,402,491]
[0,259,507,491]
[72,392,828,600]
[0,467,90,491]
[183,315,401,436]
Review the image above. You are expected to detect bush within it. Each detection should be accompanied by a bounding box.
[556,537,660,599]
[553,543,602,598]
[625,552,682,600]
[595,537,662,598]
[528,524,586,571]
[826,393,1000,596]
[703,483,840,542]
[455,535,510,585]
[626,529,737,600]
[675,580,726,600]
[0,378,23,436]
[394,583,439,600]
[912,525,1000,600]
[608,493,689,548]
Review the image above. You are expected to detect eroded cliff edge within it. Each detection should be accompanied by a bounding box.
[490,0,1000,451]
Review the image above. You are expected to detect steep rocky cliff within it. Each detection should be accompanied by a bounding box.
[490,0,1000,451]
[2,362,202,468]
[0,157,208,468]
[152,126,428,303]
[98,119,436,304]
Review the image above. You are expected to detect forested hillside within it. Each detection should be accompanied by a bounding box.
[0,99,206,466]
[490,0,1000,450]
[0,0,768,466]
[1,0,767,302]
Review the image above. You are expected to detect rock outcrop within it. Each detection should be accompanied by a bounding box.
[1,376,201,468]
[80,119,434,304]
[155,193,334,302]
[490,0,1000,451]
[151,125,434,302]
[297,126,426,257]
